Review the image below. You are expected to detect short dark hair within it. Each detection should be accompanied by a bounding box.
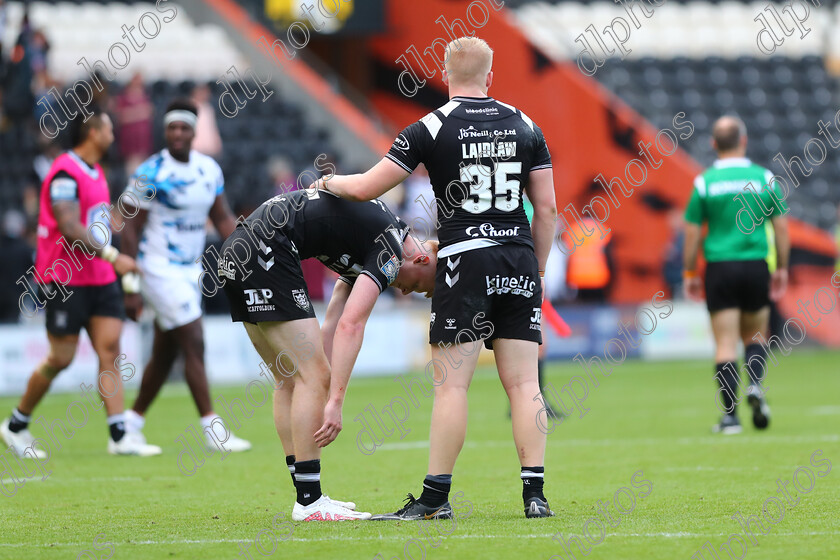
[68,107,106,148]
[712,116,747,152]
[165,98,198,116]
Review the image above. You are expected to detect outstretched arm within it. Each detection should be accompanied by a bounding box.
[321,278,352,362]
[314,274,381,447]
[319,158,410,202]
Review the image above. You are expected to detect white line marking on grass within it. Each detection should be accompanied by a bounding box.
[0,475,183,485]
[811,406,840,415]
[662,466,761,472]
[381,434,839,452]
[379,441,429,450]
[4,531,840,548]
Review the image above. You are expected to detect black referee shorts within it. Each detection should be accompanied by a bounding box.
[430,244,543,350]
[705,260,771,312]
[219,225,316,324]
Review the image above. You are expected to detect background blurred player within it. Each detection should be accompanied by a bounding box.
[320,37,558,519]
[218,188,436,521]
[0,109,160,457]
[119,99,251,452]
[683,116,790,434]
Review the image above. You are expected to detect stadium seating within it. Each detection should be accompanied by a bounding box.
[512,2,840,231]
[0,79,335,212]
[593,55,840,230]
[0,2,337,217]
[2,2,246,82]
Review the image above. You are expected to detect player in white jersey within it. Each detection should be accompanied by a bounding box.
[120,99,250,452]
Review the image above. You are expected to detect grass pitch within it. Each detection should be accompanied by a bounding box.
[1,349,838,560]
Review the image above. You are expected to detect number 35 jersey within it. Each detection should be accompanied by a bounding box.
[385,96,552,258]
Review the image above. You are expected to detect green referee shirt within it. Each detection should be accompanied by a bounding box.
[685,157,788,268]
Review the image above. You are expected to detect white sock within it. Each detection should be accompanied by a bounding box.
[106,413,126,426]
[200,413,222,429]
[124,409,145,432]
[200,414,225,443]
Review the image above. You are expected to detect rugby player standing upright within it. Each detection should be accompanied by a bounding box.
[217,188,436,520]
[320,37,558,518]
[0,109,160,456]
[120,99,250,452]
[683,116,789,434]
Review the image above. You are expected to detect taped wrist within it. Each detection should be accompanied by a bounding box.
[100,245,119,263]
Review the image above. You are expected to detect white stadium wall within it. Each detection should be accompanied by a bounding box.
[0,302,716,396]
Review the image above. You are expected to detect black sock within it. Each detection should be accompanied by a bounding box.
[294,459,321,506]
[419,474,451,508]
[521,466,545,501]
[286,454,296,485]
[108,415,126,442]
[715,362,739,414]
[744,344,767,386]
[8,408,30,433]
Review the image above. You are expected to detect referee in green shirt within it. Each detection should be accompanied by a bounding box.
[683,116,790,434]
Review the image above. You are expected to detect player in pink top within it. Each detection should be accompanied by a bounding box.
[0,108,160,457]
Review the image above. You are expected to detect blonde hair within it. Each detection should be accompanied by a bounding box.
[424,239,440,256]
[444,37,493,87]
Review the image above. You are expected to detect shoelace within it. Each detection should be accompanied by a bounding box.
[394,493,418,515]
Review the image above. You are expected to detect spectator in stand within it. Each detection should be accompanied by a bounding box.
[268,155,297,195]
[115,73,153,174]
[0,210,34,322]
[190,84,222,158]
[0,0,8,110]
[3,12,34,128]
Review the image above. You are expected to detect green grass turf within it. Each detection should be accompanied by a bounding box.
[1,349,838,560]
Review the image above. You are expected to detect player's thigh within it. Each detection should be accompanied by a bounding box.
[254,319,329,383]
[430,341,481,392]
[87,315,124,360]
[45,331,79,369]
[85,280,126,357]
[493,338,540,392]
[709,308,740,351]
[740,306,770,341]
[429,250,492,390]
[170,318,205,357]
[243,322,295,390]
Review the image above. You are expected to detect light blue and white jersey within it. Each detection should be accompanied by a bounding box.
[127,149,224,266]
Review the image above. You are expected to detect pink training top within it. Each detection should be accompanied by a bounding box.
[35,151,117,286]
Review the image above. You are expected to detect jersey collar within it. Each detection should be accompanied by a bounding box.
[67,151,100,180]
[163,148,193,165]
[712,157,751,168]
[450,96,494,103]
